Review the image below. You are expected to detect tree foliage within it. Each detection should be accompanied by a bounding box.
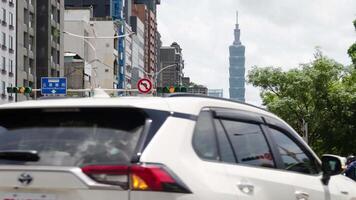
[247,52,356,156]
[348,19,356,65]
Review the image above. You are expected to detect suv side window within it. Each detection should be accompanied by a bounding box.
[269,128,320,174]
[193,111,219,161]
[215,119,236,163]
[221,120,275,168]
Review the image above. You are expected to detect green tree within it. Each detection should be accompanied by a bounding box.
[247,52,356,155]
[348,19,356,65]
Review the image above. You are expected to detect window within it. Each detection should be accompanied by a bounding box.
[2,32,6,46]
[9,36,13,49]
[23,56,28,71]
[1,8,5,22]
[0,108,146,167]
[24,32,28,48]
[1,57,5,70]
[215,119,236,163]
[193,111,218,160]
[1,81,5,95]
[269,128,320,174]
[29,13,34,28]
[29,59,34,75]
[29,36,34,51]
[9,12,13,26]
[9,59,12,73]
[221,120,275,168]
[8,83,13,97]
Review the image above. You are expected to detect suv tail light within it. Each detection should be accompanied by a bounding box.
[82,164,191,193]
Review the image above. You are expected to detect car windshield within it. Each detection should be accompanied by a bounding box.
[0,108,146,167]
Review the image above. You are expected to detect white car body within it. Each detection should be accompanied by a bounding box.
[0,95,355,200]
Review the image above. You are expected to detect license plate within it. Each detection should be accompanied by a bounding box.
[2,193,56,200]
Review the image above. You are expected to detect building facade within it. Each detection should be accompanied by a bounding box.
[65,0,132,24]
[64,53,91,97]
[64,8,119,89]
[208,89,224,98]
[0,0,16,104]
[130,16,145,89]
[188,85,208,95]
[159,42,184,87]
[229,12,246,102]
[36,0,64,93]
[132,2,158,83]
[17,0,36,102]
[125,23,133,89]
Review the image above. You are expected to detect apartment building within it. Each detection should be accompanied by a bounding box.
[36,0,64,92]
[0,0,16,104]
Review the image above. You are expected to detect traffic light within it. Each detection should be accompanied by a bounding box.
[7,87,32,94]
[156,86,188,94]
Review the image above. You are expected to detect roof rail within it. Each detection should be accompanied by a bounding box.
[166,93,266,111]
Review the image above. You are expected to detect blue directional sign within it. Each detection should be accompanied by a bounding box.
[41,77,67,96]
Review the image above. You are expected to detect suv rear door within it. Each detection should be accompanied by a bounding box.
[0,107,167,200]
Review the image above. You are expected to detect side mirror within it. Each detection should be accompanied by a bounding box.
[321,154,343,185]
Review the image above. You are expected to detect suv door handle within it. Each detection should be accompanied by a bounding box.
[295,191,309,200]
[237,183,254,195]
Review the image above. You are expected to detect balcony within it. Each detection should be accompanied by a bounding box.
[29,4,35,13]
[1,68,7,74]
[22,47,27,53]
[1,0,7,3]
[9,24,14,30]
[9,1,14,7]
[8,96,14,101]
[1,94,6,99]
[1,20,7,26]
[23,24,28,32]
[9,71,13,77]
[1,45,7,50]
[9,48,14,54]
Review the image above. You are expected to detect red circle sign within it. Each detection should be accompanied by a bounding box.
[137,78,153,94]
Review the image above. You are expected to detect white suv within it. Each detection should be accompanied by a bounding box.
[0,94,355,200]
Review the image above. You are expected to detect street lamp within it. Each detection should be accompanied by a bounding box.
[153,64,178,89]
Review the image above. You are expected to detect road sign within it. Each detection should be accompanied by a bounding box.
[137,78,153,94]
[41,77,67,96]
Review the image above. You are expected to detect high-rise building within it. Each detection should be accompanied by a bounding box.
[229,12,246,102]
[159,42,184,87]
[16,0,36,102]
[132,3,158,83]
[134,0,160,14]
[182,77,190,86]
[36,0,64,93]
[130,16,145,89]
[208,89,224,98]
[0,0,16,104]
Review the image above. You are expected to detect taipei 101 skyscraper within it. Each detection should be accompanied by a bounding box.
[229,12,246,102]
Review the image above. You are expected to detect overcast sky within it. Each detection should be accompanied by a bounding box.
[157,0,356,105]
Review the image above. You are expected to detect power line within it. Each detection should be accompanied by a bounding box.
[63,31,134,39]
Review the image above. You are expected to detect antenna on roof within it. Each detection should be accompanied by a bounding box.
[236,11,239,24]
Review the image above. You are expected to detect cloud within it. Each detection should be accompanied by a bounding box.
[157,0,356,105]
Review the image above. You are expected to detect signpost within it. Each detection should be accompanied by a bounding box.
[41,77,67,96]
[137,78,153,94]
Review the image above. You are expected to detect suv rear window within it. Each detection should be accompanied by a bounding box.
[0,108,147,167]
